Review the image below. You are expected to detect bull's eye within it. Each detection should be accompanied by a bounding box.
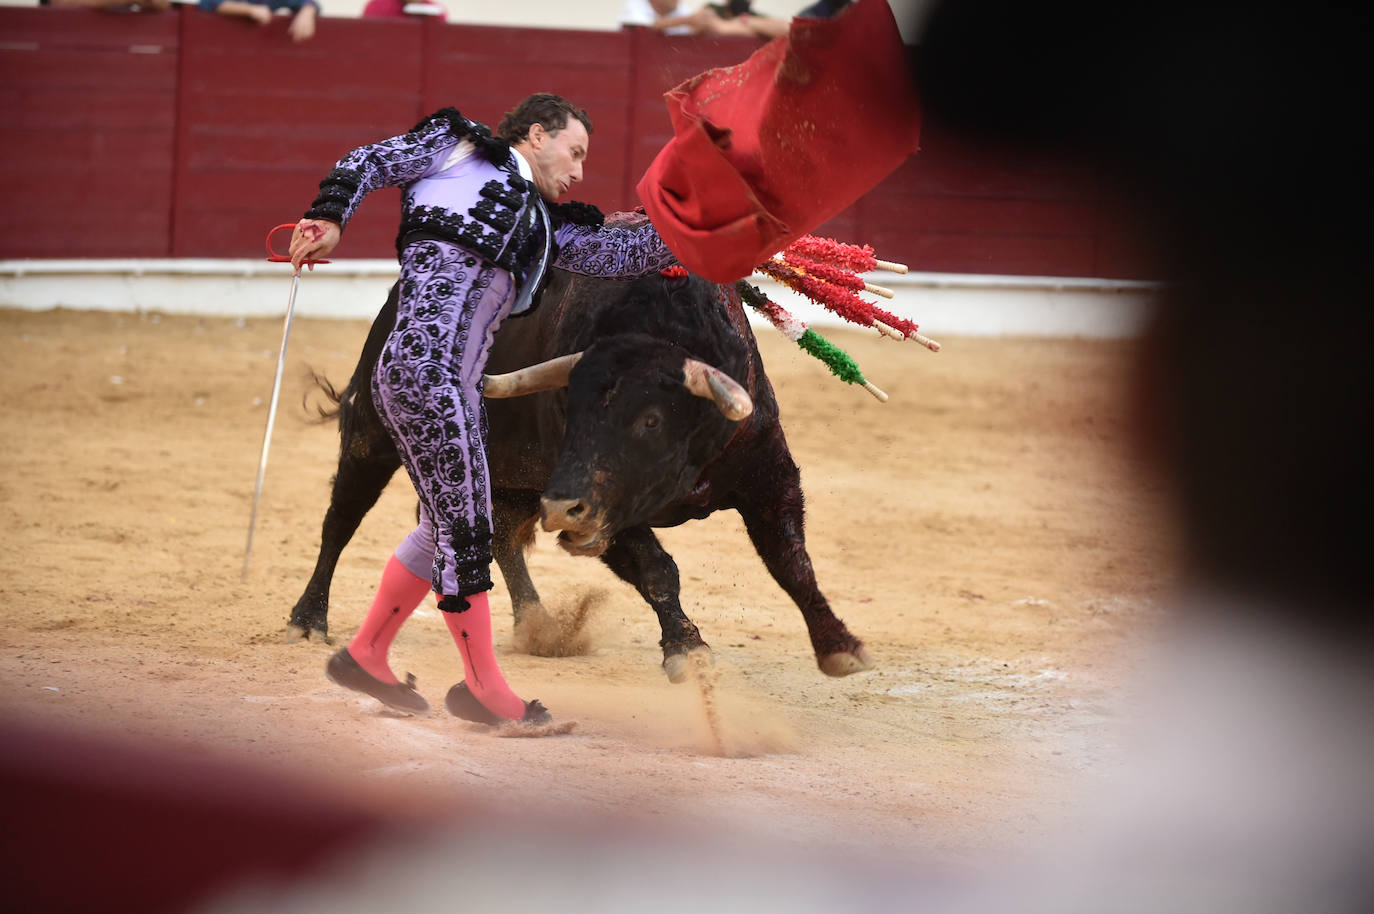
[634,409,663,435]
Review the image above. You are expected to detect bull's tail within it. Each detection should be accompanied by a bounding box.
[302,369,345,424]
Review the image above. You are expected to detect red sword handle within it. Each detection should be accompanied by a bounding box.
[265,223,331,265]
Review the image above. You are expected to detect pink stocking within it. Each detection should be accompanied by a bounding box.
[441,591,527,720]
[346,554,432,684]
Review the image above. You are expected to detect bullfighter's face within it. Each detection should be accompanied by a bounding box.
[524,119,589,202]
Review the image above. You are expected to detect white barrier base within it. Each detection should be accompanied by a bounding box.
[1,259,1160,338]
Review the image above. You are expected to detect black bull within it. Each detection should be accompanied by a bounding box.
[288,263,873,682]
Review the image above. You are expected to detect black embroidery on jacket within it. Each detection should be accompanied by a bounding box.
[422,108,511,165]
[470,181,520,234]
[548,200,605,229]
[304,107,511,224]
[399,199,547,287]
[478,177,526,209]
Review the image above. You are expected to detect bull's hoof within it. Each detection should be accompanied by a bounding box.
[512,598,594,658]
[818,645,875,677]
[663,646,713,684]
[284,622,331,644]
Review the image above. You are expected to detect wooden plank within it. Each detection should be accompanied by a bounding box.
[0,49,178,91]
[2,170,170,210]
[864,193,1098,238]
[881,231,1100,277]
[176,188,404,259]
[2,172,171,258]
[0,7,1154,278]
[0,224,170,259]
[632,31,764,91]
[0,89,175,130]
[178,170,336,209]
[0,9,178,258]
[430,24,628,64]
[425,26,632,116]
[182,129,403,171]
[172,14,423,257]
[896,136,1100,201]
[0,7,178,50]
[186,93,408,130]
[0,127,174,171]
[175,15,423,127]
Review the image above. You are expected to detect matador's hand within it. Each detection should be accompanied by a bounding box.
[289,218,341,273]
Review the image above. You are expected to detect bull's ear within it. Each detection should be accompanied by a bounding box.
[482,352,583,398]
[682,359,753,422]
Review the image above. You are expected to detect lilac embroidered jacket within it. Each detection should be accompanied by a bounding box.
[304,108,676,314]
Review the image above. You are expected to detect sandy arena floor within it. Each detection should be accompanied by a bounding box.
[0,305,1176,867]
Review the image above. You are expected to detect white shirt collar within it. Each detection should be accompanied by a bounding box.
[510,146,536,183]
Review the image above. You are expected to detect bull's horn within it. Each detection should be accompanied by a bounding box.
[682,359,753,422]
[482,352,583,398]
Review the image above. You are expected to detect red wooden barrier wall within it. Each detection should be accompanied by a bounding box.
[0,7,1153,278]
[0,8,179,258]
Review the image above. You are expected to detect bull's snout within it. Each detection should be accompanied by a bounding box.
[540,495,607,556]
[540,497,589,532]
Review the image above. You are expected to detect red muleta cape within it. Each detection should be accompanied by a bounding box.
[637,0,921,282]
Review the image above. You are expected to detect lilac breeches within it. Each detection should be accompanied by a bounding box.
[372,240,515,597]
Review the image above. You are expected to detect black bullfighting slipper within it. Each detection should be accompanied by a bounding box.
[445,681,552,726]
[520,699,553,726]
[326,647,429,714]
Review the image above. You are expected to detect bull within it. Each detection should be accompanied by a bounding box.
[288,230,873,681]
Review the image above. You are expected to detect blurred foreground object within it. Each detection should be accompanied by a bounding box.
[915,1,1374,911]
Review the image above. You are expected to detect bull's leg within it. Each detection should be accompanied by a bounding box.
[733,436,873,677]
[286,409,401,641]
[286,284,401,642]
[491,487,543,626]
[599,524,709,683]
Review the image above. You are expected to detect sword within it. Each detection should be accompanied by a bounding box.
[242,224,329,580]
